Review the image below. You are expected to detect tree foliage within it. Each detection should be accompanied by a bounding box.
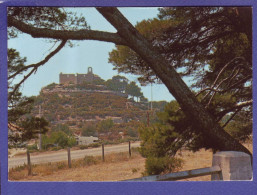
[109,7,251,85]
[8,7,90,39]
[42,131,76,149]
[8,49,49,145]
[139,97,252,170]
[106,75,128,92]
[109,18,173,85]
[125,81,143,101]
[110,7,252,153]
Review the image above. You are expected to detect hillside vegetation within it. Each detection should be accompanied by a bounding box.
[29,79,168,144]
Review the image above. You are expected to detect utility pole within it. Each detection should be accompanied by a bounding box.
[147,111,149,127]
[38,105,42,151]
[150,83,153,111]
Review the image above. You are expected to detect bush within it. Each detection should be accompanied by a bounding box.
[79,145,88,150]
[27,144,38,152]
[120,137,139,143]
[88,143,101,148]
[127,128,138,137]
[83,156,98,166]
[42,131,77,149]
[56,162,66,169]
[67,136,77,147]
[132,168,139,173]
[144,156,184,176]
[50,146,62,151]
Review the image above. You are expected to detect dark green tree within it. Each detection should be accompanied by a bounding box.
[138,107,185,175]
[109,7,252,153]
[8,49,49,146]
[125,81,143,102]
[139,97,252,174]
[139,96,148,103]
[106,75,128,92]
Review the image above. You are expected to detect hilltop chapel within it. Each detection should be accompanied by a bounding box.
[59,67,101,85]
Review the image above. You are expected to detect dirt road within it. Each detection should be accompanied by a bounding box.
[8,142,140,169]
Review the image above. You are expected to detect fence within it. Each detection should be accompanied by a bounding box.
[124,151,252,181]
[26,141,132,174]
[124,166,222,181]
[25,147,252,181]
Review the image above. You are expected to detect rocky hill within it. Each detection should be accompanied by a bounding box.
[33,85,147,123]
[30,80,168,141]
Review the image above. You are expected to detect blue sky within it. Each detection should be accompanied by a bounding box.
[8,7,176,102]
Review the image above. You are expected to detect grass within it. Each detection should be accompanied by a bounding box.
[9,148,142,181]
[9,142,252,181]
[13,151,27,156]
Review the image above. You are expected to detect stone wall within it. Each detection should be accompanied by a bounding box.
[77,73,94,84]
[59,73,77,84]
[59,67,101,85]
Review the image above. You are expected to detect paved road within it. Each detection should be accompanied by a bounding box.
[8,142,140,170]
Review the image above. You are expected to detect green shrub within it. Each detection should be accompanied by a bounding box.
[79,145,88,150]
[27,144,38,152]
[88,143,101,148]
[67,136,77,147]
[132,168,139,173]
[56,162,66,169]
[83,156,98,166]
[42,131,77,149]
[50,146,62,151]
[144,156,184,176]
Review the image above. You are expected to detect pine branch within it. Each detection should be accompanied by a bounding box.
[8,40,67,99]
[8,16,127,45]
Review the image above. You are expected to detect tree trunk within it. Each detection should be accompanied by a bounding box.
[97,7,251,156]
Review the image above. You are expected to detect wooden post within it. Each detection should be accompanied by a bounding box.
[102,144,105,162]
[27,150,32,176]
[129,141,131,157]
[67,147,71,168]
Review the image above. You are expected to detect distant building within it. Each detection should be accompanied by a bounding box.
[75,136,99,145]
[59,67,101,85]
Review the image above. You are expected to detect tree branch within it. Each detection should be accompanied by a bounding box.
[221,109,240,128]
[202,57,244,102]
[96,7,252,156]
[8,16,127,45]
[216,100,252,121]
[8,40,67,99]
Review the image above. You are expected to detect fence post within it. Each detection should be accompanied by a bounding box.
[27,150,32,176]
[211,151,252,180]
[67,147,71,168]
[102,144,105,162]
[129,141,131,157]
